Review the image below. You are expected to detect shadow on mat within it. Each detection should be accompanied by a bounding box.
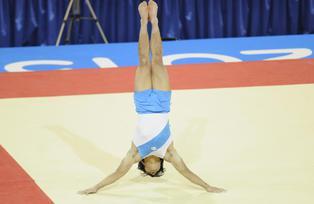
[45,125,120,174]
[44,124,214,200]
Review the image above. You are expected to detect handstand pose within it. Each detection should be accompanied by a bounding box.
[79,0,225,194]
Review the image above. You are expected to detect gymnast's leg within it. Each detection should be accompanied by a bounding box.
[135,1,152,92]
[148,0,171,91]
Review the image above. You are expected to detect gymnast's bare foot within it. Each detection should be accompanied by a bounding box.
[138,1,149,23]
[148,0,158,23]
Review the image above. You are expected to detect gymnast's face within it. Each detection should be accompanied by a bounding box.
[143,156,161,176]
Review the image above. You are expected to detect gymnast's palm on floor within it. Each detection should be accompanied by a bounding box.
[78,187,98,195]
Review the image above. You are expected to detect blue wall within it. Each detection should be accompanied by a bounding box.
[1,0,314,47]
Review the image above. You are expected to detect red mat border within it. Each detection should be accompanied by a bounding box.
[0,59,314,99]
[0,146,53,204]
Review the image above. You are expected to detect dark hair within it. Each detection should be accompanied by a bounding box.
[138,158,165,177]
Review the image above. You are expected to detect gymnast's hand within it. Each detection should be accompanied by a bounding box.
[205,185,226,193]
[78,186,98,195]
[78,146,139,195]
[165,143,226,193]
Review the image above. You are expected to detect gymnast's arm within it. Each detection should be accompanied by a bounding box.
[164,143,225,193]
[78,143,141,195]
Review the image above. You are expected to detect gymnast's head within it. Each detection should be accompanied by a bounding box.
[138,155,165,177]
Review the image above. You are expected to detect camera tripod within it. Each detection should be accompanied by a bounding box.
[56,0,109,46]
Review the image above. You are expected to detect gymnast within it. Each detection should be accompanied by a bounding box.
[79,0,225,194]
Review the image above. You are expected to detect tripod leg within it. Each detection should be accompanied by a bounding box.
[56,0,75,46]
[65,16,75,43]
[85,0,109,44]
